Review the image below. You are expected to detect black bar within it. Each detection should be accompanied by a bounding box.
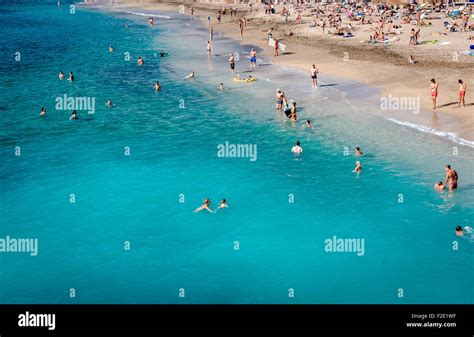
[0,304,472,333]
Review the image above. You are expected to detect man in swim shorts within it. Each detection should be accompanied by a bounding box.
[249,48,257,69]
[291,141,303,154]
[458,79,466,108]
[276,89,284,110]
[229,53,235,74]
[310,64,319,88]
[444,164,458,191]
[430,78,438,110]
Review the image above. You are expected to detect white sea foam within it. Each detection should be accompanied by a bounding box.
[122,11,171,19]
[387,118,474,148]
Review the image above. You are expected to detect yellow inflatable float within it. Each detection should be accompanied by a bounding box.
[233,76,257,83]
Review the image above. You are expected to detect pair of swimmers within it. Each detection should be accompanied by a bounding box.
[59,71,74,81]
[435,164,459,191]
[194,198,228,213]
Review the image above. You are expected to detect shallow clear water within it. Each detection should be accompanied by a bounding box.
[0,0,473,304]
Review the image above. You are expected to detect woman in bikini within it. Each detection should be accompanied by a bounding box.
[430,78,438,110]
[458,79,466,108]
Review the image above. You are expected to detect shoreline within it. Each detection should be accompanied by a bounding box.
[104,1,473,145]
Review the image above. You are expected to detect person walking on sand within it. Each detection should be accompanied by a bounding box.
[409,29,416,46]
[310,64,319,88]
[229,53,235,74]
[430,79,438,110]
[274,39,279,57]
[444,164,458,191]
[458,79,466,108]
[239,19,244,39]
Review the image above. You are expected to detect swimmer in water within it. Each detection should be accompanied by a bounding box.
[59,71,64,80]
[207,41,212,56]
[154,81,161,91]
[185,72,195,80]
[160,51,165,57]
[219,83,224,90]
[304,120,313,128]
[138,57,144,66]
[106,99,114,108]
[355,147,364,157]
[69,110,78,120]
[68,72,74,81]
[217,199,228,209]
[194,198,214,213]
[291,141,303,154]
[455,226,463,237]
[109,46,114,52]
[353,161,362,172]
[148,17,154,25]
[39,107,46,116]
[434,181,445,192]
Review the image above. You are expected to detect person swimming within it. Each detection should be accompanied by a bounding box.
[69,110,78,120]
[39,107,46,116]
[291,141,303,154]
[68,71,74,81]
[353,161,362,172]
[217,199,228,209]
[154,81,161,91]
[434,181,445,192]
[305,120,313,128]
[59,71,64,80]
[109,46,114,52]
[138,57,144,66]
[355,147,364,157]
[455,226,463,237]
[148,17,154,25]
[160,51,165,57]
[106,99,114,108]
[219,83,224,90]
[185,72,195,80]
[194,198,213,213]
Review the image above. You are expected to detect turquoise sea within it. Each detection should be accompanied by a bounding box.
[0,0,473,304]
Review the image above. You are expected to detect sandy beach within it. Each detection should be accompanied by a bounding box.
[110,0,473,142]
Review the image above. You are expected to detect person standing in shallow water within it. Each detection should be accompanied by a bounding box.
[229,53,235,74]
[310,64,319,88]
[444,164,458,191]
